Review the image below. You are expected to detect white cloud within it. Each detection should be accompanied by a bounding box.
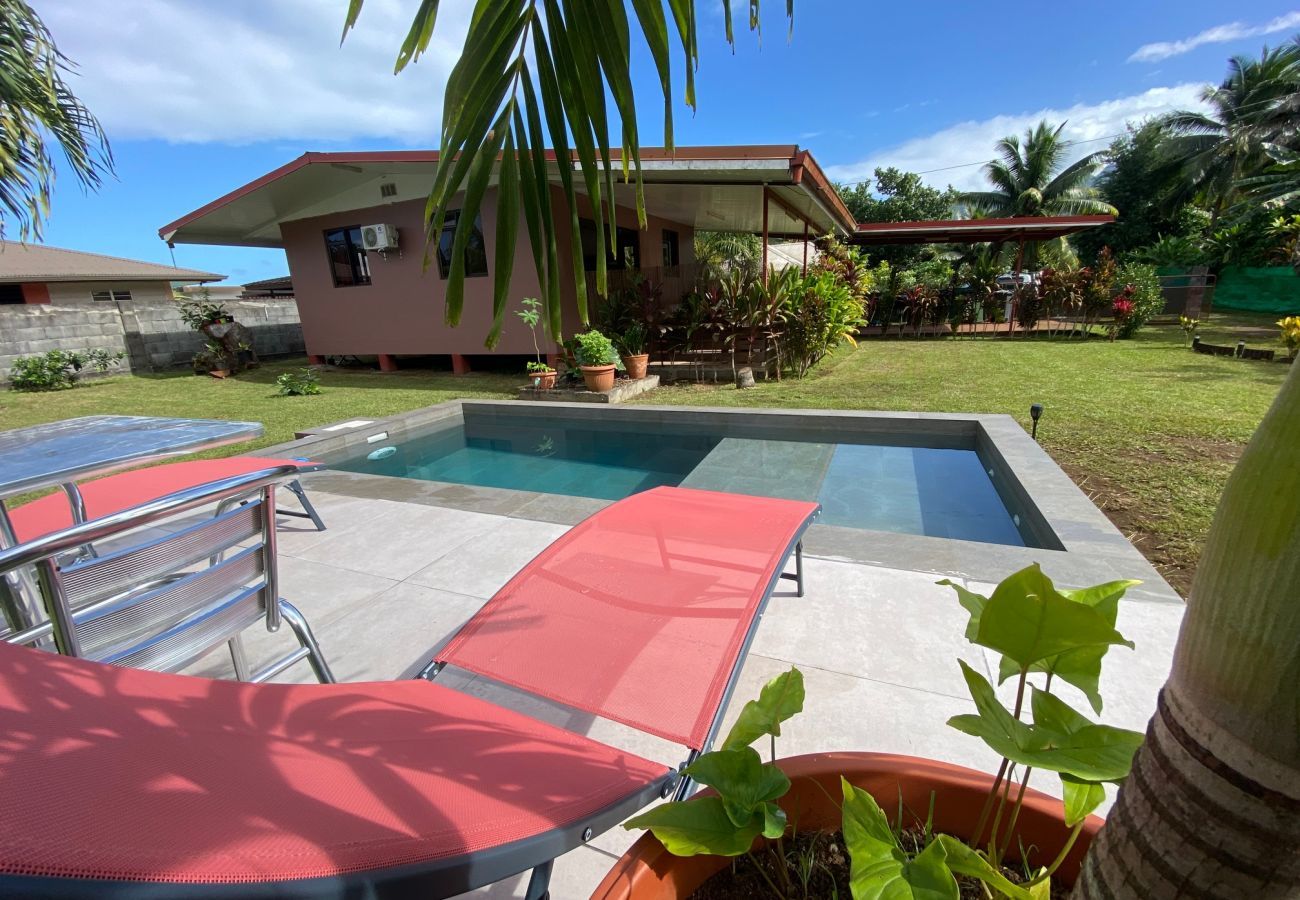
[1128,12,1300,63]
[37,0,475,144]
[823,84,1208,193]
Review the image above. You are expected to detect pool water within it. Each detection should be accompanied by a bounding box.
[331,416,1034,547]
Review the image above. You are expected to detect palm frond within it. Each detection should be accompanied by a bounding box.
[345,0,788,346]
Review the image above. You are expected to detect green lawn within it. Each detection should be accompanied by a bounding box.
[2,314,1289,596]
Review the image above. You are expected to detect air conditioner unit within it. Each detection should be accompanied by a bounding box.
[361,224,399,251]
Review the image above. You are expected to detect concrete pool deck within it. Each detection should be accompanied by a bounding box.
[183,401,1185,896]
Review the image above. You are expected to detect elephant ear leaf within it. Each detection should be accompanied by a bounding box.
[721,667,804,750]
[938,579,988,643]
[682,748,790,827]
[622,796,761,857]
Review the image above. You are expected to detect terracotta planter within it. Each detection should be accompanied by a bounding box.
[528,368,557,390]
[621,353,650,380]
[591,752,1103,899]
[581,364,617,393]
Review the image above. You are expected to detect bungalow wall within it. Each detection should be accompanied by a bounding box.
[278,186,695,360]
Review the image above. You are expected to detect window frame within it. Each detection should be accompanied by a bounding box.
[661,229,680,269]
[580,219,642,272]
[90,289,132,302]
[435,209,489,280]
[323,225,372,288]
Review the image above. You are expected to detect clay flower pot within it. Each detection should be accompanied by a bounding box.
[590,752,1103,899]
[581,364,617,393]
[529,368,557,390]
[621,354,650,380]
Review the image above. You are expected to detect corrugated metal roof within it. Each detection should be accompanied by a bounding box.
[0,241,223,283]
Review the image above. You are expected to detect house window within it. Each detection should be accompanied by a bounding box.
[662,229,680,268]
[0,284,24,304]
[90,290,132,302]
[324,226,371,287]
[580,219,641,272]
[435,210,489,279]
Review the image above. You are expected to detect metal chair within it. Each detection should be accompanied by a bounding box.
[0,465,334,684]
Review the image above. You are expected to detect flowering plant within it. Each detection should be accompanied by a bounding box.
[1278,316,1300,358]
[1109,287,1135,341]
[1179,315,1199,346]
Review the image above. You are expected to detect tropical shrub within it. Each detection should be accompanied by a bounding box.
[174,289,231,331]
[1278,315,1300,358]
[275,369,321,396]
[8,348,122,391]
[1111,262,1164,338]
[782,270,864,377]
[1130,234,1206,267]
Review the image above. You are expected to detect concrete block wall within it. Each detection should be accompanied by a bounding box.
[0,296,304,382]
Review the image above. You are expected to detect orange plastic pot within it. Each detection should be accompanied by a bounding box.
[621,354,650,380]
[528,368,557,390]
[581,364,617,392]
[590,752,1103,899]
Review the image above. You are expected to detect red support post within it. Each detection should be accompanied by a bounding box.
[378,354,399,372]
[802,220,809,275]
[307,354,325,366]
[451,354,471,375]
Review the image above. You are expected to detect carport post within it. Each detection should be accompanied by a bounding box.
[762,186,770,286]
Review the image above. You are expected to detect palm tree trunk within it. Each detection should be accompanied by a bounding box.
[1074,365,1300,897]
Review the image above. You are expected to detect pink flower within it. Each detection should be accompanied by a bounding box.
[1112,298,1135,317]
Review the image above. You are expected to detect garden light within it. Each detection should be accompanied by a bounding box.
[1030,403,1044,441]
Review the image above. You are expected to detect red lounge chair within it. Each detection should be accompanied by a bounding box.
[0,485,819,898]
[7,456,327,544]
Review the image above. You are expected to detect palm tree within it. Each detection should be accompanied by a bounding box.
[343,0,789,345]
[1160,37,1300,223]
[960,120,1116,219]
[1076,362,1300,897]
[0,0,112,239]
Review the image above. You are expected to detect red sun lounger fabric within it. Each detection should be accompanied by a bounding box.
[0,641,670,892]
[8,456,319,543]
[438,486,820,749]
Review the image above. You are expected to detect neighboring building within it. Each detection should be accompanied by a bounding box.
[0,241,221,306]
[160,145,854,369]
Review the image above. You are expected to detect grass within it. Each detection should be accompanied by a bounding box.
[630,314,1291,596]
[3,314,1289,595]
[0,363,518,460]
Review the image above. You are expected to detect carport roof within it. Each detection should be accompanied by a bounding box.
[159,146,857,248]
[850,215,1116,246]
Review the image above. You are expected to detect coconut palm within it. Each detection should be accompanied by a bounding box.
[960,120,1116,219]
[0,0,112,239]
[1160,37,1300,222]
[1076,361,1300,897]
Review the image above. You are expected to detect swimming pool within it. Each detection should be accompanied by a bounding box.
[327,410,1040,548]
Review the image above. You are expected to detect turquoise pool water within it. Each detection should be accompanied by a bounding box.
[331,416,1033,547]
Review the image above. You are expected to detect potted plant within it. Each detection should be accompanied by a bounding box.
[616,322,650,380]
[597,564,1143,899]
[1278,315,1300,360]
[573,329,620,392]
[517,297,557,388]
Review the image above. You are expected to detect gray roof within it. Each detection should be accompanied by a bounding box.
[0,241,223,284]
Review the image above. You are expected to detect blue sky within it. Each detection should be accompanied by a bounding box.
[32,1,1300,285]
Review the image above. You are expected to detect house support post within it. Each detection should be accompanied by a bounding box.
[306,354,325,365]
[762,186,770,286]
[451,354,471,375]
[802,219,809,275]
[1009,236,1025,337]
[377,354,399,373]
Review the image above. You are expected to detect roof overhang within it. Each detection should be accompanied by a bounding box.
[850,215,1116,246]
[159,146,858,249]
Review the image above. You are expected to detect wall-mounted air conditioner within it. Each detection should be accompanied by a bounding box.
[361,224,399,252]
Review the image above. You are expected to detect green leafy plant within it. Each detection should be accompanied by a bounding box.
[1111,262,1164,339]
[275,368,322,396]
[1278,315,1300,359]
[614,321,646,356]
[174,288,231,331]
[8,349,84,391]
[572,329,619,367]
[81,347,123,372]
[1179,315,1200,345]
[525,360,552,374]
[515,297,551,370]
[625,668,804,894]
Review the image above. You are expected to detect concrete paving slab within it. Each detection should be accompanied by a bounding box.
[408,518,570,598]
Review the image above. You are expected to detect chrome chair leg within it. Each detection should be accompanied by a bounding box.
[228,634,252,680]
[278,598,336,683]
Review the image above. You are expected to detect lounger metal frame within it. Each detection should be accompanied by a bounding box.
[0,466,334,684]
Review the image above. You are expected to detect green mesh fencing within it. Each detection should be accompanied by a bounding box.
[1213,266,1300,314]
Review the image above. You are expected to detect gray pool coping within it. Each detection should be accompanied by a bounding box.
[258,399,1182,605]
